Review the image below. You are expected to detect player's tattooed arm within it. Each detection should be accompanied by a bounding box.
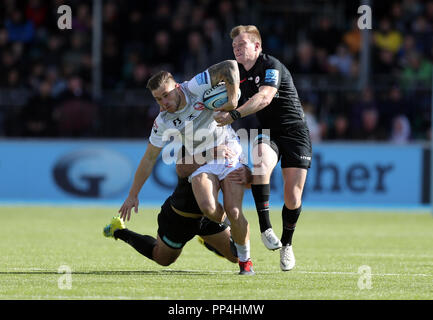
[208,60,240,111]
[208,60,239,87]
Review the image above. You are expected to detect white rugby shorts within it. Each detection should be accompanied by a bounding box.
[190,137,245,181]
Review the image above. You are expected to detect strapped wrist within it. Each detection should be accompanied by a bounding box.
[229,110,241,121]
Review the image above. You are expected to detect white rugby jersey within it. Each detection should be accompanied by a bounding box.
[149,70,236,154]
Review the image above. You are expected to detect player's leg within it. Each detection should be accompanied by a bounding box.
[220,177,254,275]
[278,123,312,271]
[200,229,238,263]
[279,167,308,271]
[114,228,182,266]
[251,141,282,250]
[191,172,225,223]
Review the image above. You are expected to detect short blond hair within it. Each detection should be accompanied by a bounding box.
[146,71,175,91]
[230,25,262,46]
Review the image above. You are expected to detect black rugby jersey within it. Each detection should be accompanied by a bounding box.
[169,177,202,215]
[238,53,305,130]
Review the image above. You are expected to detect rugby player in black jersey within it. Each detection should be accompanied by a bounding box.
[214,25,312,271]
[103,146,254,275]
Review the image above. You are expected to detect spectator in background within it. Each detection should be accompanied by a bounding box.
[390,115,411,144]
[303,102,321,142]
[25,0,48,28]
[411,15,433,56]
[328,44,354,77]
[350,87,377,131]
[400,50,433,92]
[374,18,403,53]
[181,31,209,80]
[373,49,399,75]
[327,113,352,141]
[21,80,56,137]
[54,76,97,137]
[5,9,35,43]
[291,41,320,75]
[397,34,419,67]
[390,1,407,32]
[72,3,92,33]
[62,32,88,76]
[343,18,362,55]
[126,63,151,89]
[203,18,224,65]
[425,1,433,27]
[379,86,409,131]
[310,16,341,55]
[102,34,122,88]
[353,107,387,141]
[150,30,176,73]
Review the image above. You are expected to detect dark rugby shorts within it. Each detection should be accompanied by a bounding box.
[254,122,312,169]
[157,198,227,249]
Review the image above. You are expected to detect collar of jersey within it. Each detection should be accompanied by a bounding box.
[243,52,264,74]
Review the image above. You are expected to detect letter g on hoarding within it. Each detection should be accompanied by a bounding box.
[53,149,132,198]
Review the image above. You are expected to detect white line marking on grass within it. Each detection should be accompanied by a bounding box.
[4,268,431,278]
[3,295,170,300]
[296,271,431,277]
[164,269,431,277]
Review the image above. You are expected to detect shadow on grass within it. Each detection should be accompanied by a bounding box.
[0,270,229,276]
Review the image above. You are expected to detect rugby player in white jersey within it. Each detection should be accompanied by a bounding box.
[118,60,254,275]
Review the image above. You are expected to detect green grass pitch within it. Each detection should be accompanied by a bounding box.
[0,205,432,300]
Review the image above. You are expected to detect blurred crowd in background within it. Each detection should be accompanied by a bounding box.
[0,0,432,143]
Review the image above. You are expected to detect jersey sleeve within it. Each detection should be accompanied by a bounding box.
[259,58,282,90]
[186,69,213,99]
[148,114,166,148]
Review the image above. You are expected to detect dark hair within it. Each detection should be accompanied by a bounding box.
[146,71,175,91]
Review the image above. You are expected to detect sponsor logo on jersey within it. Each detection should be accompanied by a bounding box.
[187,113,197,121]
[264,69,279,85]
[172,118,182,126]
[193,102,205,110]
[152,120,158,133]
[194,72,208,86]
[255,76,260,84]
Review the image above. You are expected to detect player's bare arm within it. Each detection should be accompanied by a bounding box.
[207,60,240,111]
[119,143,162,221]
[214,85,277,126]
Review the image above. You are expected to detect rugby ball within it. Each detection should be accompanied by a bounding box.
[203,83,241,110]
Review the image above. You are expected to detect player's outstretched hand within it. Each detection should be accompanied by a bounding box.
[226,165,252,185]
[213,111,233,127]
[213,145,236,160]
[119,195,139,221]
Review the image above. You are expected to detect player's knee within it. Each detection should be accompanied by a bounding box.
[155,255,178,266]
[252,161,272,176]
[200,202,224,223]
[284,192,302,210]
[200,204,218,218]
[225,206,241,221]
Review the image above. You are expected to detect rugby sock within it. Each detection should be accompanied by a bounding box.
[251,184,272,233]
[280,205,302,246]
[114,229,156,260]
[234,240,250,262]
